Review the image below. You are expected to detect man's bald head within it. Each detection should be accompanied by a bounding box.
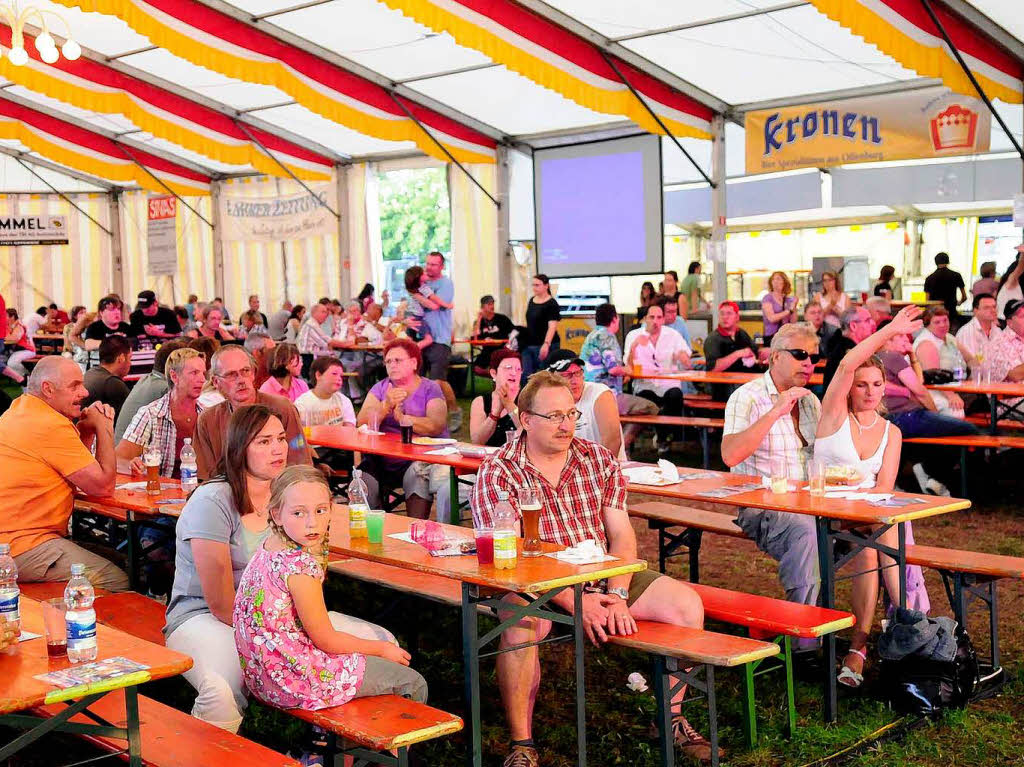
[27,356,89,419]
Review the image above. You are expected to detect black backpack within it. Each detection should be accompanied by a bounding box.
[880,622,979,717]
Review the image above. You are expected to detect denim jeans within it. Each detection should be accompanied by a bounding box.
[520,340,559,384]
[887,409,979,439]
[887,408,978,487]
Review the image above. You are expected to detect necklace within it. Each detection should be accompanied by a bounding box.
[851,412,878,433]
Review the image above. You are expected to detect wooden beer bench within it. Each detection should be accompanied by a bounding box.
[628,501,1019,689]
[21,585,462,767]
[619,414,725,468]
[327,557,798,761]
[903,434,1024,497]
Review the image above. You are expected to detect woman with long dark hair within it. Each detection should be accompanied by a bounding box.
[521,274,561,382]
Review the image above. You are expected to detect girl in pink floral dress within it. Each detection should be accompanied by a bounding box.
[233,466,426,711]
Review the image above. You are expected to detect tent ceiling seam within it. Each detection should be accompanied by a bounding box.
[610,1,810,43]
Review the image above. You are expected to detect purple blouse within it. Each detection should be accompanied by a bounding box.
[762,294,796,337]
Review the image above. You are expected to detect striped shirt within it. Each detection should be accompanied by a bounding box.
[469,435,627,549]
[297,318,331,356]
[121,392,202,478]
[723,370,820,481]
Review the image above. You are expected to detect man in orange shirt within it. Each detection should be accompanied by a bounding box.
[0,356,128,591]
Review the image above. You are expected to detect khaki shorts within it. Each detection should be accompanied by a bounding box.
[625,568,664,607]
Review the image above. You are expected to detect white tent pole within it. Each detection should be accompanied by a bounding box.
[336,163,351,301]
[109,191,125,299]
[496,146,512,317]
[710,114,727,323]
[210,180,226,301]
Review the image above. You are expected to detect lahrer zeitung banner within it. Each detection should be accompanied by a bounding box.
[745,87,991,174]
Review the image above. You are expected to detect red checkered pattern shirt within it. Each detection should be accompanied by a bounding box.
[470,435,627,549]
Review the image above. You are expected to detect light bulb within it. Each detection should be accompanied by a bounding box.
[61,39,81,61]
[35,32,55,52]
[40,45,59,64]
[8,47,28,66]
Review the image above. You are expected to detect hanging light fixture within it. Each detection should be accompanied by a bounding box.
[0,2,80,66]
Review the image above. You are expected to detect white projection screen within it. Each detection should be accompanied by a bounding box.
[534,134,663,278]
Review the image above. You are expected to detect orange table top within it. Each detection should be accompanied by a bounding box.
[329,510,645,593]
[77,475,186,518]
[0,598,192,715]
[310,426,482,471]
[454,338,507,346]
[311,427,968,527]
[628,464,969,526]
[925,380,1024,398]
[631,369,824,386]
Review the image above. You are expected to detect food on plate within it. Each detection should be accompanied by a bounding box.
[824,465,863,486]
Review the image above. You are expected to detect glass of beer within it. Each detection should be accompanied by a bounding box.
[518,486,542,557]
[42,598,67,657]
[808,459,826,497]
[144,447,161,496]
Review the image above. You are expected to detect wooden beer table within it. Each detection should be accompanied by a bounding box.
[76,475,186,590]
[625,463,970,721]
[0,598,192,766]
[329,511,644,767]
[631,369,824,387]
[926,380,1024,433]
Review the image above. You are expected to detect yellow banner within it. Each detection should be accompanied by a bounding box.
[745,87,990,175]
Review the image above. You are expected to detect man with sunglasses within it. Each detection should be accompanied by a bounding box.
[470,371,712,766]
[822,306,875,390]
[721,323,822,611]
[192,345,310,479]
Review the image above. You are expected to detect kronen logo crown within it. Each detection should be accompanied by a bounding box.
[929,104,978,151]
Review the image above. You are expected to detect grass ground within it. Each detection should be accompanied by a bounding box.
[3,379,1023,766]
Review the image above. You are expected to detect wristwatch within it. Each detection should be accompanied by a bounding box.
[607,587,629,601]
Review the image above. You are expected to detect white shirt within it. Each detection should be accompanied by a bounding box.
[724,370,821,481]
[24,313,47,337]
[294,390,356,427]
[623,326,691,397]
[573,381,626,461]
[997,283,1023,319]
[955,317,1003,364]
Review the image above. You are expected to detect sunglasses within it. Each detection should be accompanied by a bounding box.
[781,348,821,363]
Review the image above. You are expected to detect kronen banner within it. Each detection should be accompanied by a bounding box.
[218,182,337,242]
[745,87,990,174]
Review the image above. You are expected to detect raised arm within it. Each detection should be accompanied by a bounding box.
[818,306,922,435]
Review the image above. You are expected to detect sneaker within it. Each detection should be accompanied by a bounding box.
[925,478,951,497]
[657,442,672,457]
[911,463,931,493]
[672,717,723,763]
[502,745,539,767]
[448,408,464,433]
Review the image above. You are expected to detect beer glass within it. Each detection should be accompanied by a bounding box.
[518,486,542,557]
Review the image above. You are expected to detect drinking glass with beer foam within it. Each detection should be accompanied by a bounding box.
[519,485,542,557]
[144,446,161,496]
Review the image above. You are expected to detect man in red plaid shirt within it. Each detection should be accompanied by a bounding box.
[470,371,711,767]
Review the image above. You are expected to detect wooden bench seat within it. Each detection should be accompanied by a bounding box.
[41,583,462,766]
[630,502,744,580]
[683,396,726,411]
[903,434,1024,496]
[619,416,726,467]
[32,694,299,767]
[328,557,796,754]
[288,696,463,752]
[906,544,1024,678]
[965,414,1024,431]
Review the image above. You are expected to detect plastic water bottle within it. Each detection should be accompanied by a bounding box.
[179,438,198,493]
[348,469,369,539]
[0,543,20,636]
[492,491,518,570]
[65,564,97,663]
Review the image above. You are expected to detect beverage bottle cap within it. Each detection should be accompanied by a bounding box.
[0,543,9,555]
[70,563,85,576]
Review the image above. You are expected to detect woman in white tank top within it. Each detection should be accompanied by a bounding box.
[814,306,924,689]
